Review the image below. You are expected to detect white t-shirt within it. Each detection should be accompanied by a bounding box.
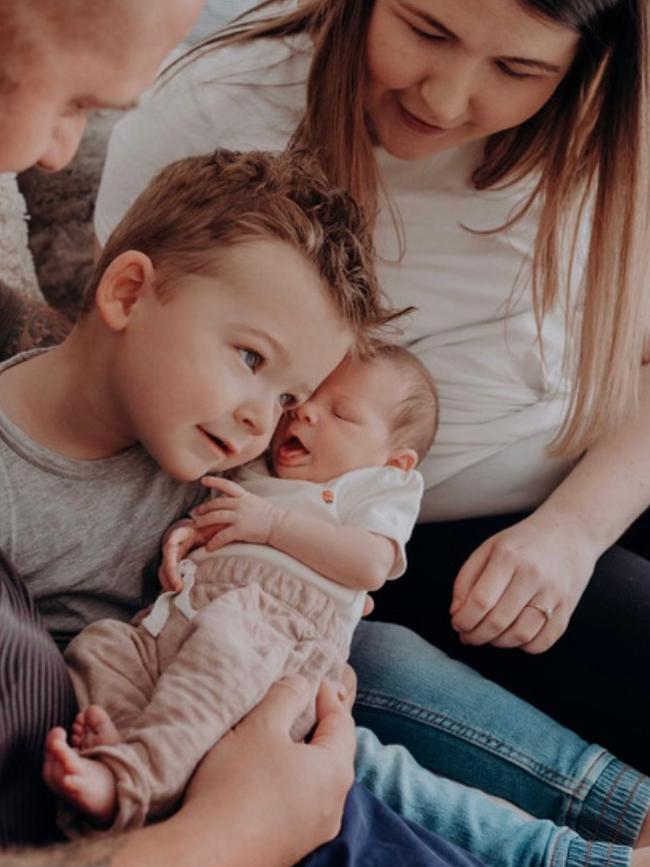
[95,35,577,521]
[189,461,424,637]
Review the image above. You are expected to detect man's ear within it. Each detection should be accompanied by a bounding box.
[386,448,418,472]
[95,251,156,331]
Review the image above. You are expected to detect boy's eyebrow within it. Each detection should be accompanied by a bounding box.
[239,326,289,362]
[400,2,563,73]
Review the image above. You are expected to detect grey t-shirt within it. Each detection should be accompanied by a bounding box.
[0,352,204,647]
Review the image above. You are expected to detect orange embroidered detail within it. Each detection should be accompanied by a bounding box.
[321,489,335,504]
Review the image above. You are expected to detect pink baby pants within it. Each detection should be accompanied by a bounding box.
[62,554,348,835]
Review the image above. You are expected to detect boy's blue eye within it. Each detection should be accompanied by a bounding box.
[279,393,298,408]
[240,348,263,372]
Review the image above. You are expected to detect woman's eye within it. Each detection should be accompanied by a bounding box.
[279,393,298,408]
[410,23,445,42]
[497,62,534,80]
[239,348,264,372]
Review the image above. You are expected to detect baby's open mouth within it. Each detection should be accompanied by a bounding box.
[276,434,310,463]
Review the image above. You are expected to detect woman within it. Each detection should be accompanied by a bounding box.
[95,0,650,768]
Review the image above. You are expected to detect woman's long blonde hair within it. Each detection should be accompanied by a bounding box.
[176,0,650,456]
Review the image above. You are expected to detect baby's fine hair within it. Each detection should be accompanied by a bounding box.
[82,149,402,348]
[374,344,438,463]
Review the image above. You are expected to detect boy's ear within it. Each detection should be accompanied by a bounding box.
[386,448,418,472]
[95,251,156,331]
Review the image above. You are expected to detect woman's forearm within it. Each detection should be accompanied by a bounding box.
[536,363,650,553]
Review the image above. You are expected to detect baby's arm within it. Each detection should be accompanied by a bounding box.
[191,477,396,592]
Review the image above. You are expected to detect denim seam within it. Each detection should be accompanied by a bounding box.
[356,690,603,794]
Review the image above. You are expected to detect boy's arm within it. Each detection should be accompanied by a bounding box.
[191,477,396,592]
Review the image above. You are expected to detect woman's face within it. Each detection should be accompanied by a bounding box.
[365,0,579,160]
[0,0,202,173]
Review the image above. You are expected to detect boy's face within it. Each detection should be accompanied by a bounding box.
[109,239,353,481]
[271,356,403,482]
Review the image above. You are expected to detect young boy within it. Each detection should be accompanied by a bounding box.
[0,147,397,853]
[43,345,438,835]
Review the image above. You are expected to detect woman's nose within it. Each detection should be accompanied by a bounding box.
[420,59,476,127]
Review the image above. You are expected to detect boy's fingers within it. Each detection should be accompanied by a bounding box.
[193,509,235,528]
[243,675,311,737]
[201,476,244,497]
[206,529,237,551]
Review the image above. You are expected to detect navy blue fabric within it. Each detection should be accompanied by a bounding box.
[301,782,485,867]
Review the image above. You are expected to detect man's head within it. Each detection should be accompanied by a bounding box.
[79,149,397,482]
[0,0,203,172]
[271,344,438,482]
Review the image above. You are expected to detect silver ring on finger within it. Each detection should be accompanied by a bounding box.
[525,602,554,622]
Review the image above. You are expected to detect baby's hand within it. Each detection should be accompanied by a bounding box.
[191,476,284,552]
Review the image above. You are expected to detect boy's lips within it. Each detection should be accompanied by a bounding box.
[198,427,236,458]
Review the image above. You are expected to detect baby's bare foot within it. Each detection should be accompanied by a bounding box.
[71,705,121,750]
[43,727,117,823]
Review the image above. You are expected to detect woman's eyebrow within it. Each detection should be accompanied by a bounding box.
[400,2,563,73]
[498,56,562,73]
[401,2,457,38]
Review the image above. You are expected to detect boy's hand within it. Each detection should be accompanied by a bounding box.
[191,477,284,552]
[159,521,225,591]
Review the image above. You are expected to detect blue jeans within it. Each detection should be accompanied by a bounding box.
[350,621,650,867]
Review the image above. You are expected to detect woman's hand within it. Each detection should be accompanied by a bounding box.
[449,510,600,653]
[174,674,356,867]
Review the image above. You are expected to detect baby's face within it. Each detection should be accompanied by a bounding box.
[271,356,402,483]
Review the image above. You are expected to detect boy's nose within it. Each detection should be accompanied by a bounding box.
[235,399,275,438]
